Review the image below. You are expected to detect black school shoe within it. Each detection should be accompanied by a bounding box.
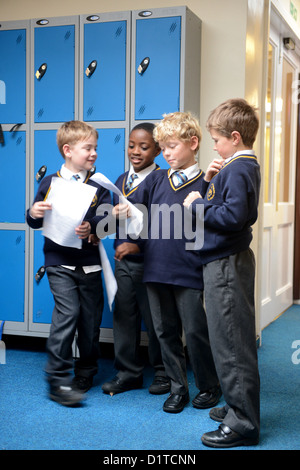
[209,406,227,422]
[101,376,143,395]
[149,376,171,395]
[163,392,190,413]
[192,384,222,409]
[72,376,93,393]
[49,385,85,407]
[201,423,259,448]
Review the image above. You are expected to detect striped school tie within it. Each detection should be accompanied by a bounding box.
[171,170,188,187]
[72,174,80,181]
[125,173,138,191]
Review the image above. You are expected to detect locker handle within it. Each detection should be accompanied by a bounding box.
[36,165,47,182]
[9,123,23,132]
[35,63,47,80]
[138,57,150,75]
[35,266,46,283]
[85,60,97,77]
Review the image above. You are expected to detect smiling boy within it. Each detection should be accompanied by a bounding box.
[27,120,111,406]
[101,123,170,396]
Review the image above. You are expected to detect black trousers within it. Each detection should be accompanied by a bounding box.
[113,259,165,381]
[203,249,260,439]
[147,283,219,395]
[45,266,104,387]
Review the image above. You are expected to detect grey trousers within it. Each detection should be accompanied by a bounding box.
[203,249,260,439]
[45,266,104,387]
[147,283,219,395]
[113,259,165,381]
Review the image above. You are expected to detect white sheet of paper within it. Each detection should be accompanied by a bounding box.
[98,241,117,311]
[42,177,97,249]
[90,172,143,236]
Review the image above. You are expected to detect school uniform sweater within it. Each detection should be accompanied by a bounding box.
[138,168,205,290]
[26,170,111,267]
[192,153,261,264]
[113,165,160,262]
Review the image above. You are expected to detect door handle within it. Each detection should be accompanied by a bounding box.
[35,63,47,80]
[85,60,97,77]
[35,165,47,182]
[35,266,46,283]
[138,57,150,75]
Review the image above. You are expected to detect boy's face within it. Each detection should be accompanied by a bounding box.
[128,128,160,172]
[63,135,98,173]
[210,130,236,160]
[159,136,198,170]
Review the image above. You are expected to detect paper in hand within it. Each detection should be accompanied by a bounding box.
[42,177,97,249]
[90,172,143,237]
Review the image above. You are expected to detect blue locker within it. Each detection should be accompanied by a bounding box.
[83,21,127,121]
[96,128,125,182]
[33,130,62,194]
[135,16,181,120]
[32,230,54,324]
[31,128,125,326]
[0,230,25,322]
[0,29,26,124]
[0,131,26,223]
[32,130,64,324]
[34,24,75,123]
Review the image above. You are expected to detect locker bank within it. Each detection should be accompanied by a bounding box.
[0,6,201,341]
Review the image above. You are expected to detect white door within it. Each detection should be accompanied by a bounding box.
[261,23,299,329]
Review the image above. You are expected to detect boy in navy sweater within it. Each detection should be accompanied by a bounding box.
[184,99,261,447]
[27,121,111,406]
[138,112,220,413]
[102,123,170,396]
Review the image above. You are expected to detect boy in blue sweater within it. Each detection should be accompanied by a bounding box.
[138,112,220,413]
[27,121,111,406]
[184,99,261,447]
[102,123,170,396]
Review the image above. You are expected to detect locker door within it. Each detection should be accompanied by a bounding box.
[96,128,125,181]
[0,230,25,322]
[34,23,76,123]
[134,16,181,121]
[0,28,26,124]
[83,21,127,121]
[0,131,26,223]
[95,127,125,328]
[33,130,62,194]
[32,230,54,324]
[31,130,63,326]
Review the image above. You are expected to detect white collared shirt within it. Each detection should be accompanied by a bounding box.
[224,149,255,164]
[127,162,157,189]
[60,165,101,274]
[169,162,200,181]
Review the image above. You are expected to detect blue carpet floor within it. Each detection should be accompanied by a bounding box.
[1,305,300,453]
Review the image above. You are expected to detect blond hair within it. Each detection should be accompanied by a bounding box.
[153,112,202,153]
[57,120,98,158]
[206,98,259,147]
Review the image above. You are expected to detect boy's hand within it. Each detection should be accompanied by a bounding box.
[88,234,100,245]
[30,201,52,219]
[204,158,224,182]
[114,242,140,261]
[183,191,202,208]
[112,203,131,219]
[75,221,91,239]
